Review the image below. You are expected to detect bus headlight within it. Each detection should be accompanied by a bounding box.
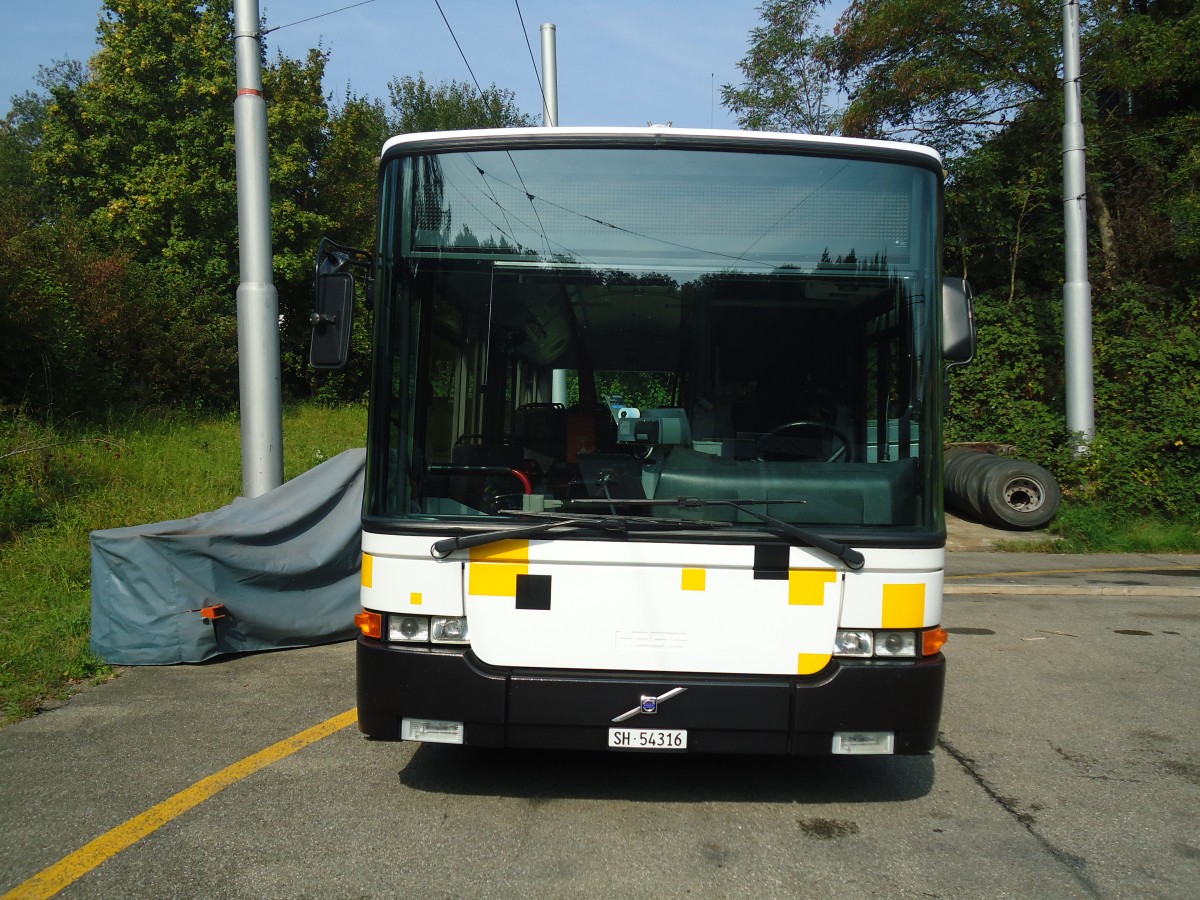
[834,628,931,658]
[833,629,873,657]
[387,614,429,642]
[431,616,469,644]
[385,614,470,644]
[875,631,918,657]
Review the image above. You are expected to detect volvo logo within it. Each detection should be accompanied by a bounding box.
[612,687,687,723]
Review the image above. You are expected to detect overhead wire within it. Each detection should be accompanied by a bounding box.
[513,0,549,121]
[429,0,552,256]
[261,0,377,36]
[432,0,485,94]
[467,161,779,268]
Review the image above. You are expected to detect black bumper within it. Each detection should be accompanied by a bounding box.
[356,637,945,755]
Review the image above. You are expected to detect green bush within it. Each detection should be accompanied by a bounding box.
[946,283,1200,521]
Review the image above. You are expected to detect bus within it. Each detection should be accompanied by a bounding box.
[311,126,975,755]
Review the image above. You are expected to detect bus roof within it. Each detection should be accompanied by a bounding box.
[379,126,943,170]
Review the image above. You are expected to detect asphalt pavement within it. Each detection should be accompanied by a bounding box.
[947,551,1200,596]
[1,542,1197,899]
[944,512,1200,597]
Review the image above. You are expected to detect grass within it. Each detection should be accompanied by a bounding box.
[1041,501,1200,553]
[0,402,367,724]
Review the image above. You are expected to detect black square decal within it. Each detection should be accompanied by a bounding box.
[753,544,789,580]
[515,573,552,610]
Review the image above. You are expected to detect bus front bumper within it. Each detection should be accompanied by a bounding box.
[356,637,944,755]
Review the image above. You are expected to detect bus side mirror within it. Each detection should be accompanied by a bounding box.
[942,277,976,364]
[309,271,354,369]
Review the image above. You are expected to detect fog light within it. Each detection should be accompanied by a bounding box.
[387,614,429,642]
[875,631,918,658]
[431,616,469,644]
[401,718,464,744]
[834,629,873,657]
[832,731,895,755]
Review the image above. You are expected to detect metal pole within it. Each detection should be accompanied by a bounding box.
[540,23,559,127]
[233,0,284,496]
[1062,0,1095,452]
[542,22,569,406]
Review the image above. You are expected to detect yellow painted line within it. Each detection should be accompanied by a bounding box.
[945,584,1196,598]
[947,566,1200,580]
[3,708,358,900]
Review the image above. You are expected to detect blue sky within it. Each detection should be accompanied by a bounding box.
[3,0,812,130]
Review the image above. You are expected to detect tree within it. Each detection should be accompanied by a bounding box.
[386,75,536,134]
[318,91,388,248]
[6,2,542,414]
[37,0,240,282]
[263,48,339,396]
[824,0,1199,278]
[826,0,1064,152]
[722,0,842,135]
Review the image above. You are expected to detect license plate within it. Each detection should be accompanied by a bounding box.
[608,728,687,750]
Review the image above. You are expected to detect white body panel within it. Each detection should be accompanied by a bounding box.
[361,532,943,677]
[381,126,942,167]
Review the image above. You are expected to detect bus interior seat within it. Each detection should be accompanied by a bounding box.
[451,434,523,467]
[515,403,566,461]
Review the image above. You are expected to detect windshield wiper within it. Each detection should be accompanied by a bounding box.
[429,511,730,559]
[566,497,865,571]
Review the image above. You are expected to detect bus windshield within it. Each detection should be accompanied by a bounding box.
[367,142,942,536]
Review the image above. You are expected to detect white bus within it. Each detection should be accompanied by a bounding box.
[312,126,975,755]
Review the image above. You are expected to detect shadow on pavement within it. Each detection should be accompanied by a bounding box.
[398,743,936,804]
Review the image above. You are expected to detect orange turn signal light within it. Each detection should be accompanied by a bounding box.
[923,626,948,656]
[354,610,382,639]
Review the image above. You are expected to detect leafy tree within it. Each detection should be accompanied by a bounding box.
[826,0,1065,152]
[263,48,339,397]
[23,1,244,411]
[386,75,536,134]
[722,0,842,134]
[301,92,389,403]
[318,92,389,248]
[4,2,541,414]
[37,0,239,282]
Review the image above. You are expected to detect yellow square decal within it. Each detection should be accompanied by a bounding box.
[681,568,706,591]
[469,562,527,597]
[469,540,530,597]
[470,540,530,564]
[882,583,926,628]
[798,652,831,675]
[410,592,423,606]
[788,569,836,605]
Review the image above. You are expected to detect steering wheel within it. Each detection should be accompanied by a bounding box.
[756,421,853,462]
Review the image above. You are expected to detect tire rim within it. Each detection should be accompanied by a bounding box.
[1002,476,1044,512]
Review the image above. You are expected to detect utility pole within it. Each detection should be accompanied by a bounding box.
[543,22,570,408]
[540,23,559,127]
[233,0,284,496]
[1062,0,1095,452]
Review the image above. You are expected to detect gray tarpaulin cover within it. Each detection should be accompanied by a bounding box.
[90,448,364,665]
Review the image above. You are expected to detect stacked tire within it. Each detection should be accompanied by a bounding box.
[944,448,1061,530]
